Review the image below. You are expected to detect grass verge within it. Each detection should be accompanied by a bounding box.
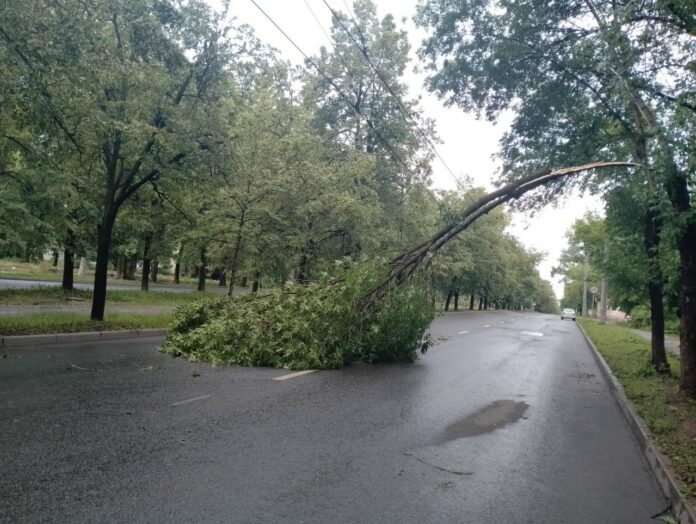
[0,312,173,336]
[0,287,206,306]
[578,318,696,500]
[0,258,202,286]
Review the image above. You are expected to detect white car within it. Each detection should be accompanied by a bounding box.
[561,308,576,321]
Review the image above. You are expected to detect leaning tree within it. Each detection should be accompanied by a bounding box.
[415,0,696,394]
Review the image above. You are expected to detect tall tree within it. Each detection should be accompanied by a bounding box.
[416,0,696,389]
[304,0,436,254]
[1,0,235,319]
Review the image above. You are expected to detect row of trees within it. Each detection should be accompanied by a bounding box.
[434,191,557,313]
[556,212,681,354]
[416,0,696,395]
[0,1,556,319]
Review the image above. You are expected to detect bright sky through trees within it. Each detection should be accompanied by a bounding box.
[222,0,603,297]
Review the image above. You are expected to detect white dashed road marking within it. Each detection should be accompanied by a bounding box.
[483,324,491,328]
[521,331,544,337]
[273,370,317,381]
[172,394,211,406]
[458,330,469,334]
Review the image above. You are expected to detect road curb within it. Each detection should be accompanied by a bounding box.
[577,321,696,524]
[1,328,167,348]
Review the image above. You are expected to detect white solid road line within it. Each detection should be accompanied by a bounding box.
[273,370,317,381]
[172,394,211,406]
[458,330,469,334]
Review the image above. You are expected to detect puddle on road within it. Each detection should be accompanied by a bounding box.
[438,400,529,442]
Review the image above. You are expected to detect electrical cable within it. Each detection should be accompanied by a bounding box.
[321,0,466,192]
[249,0,412,173]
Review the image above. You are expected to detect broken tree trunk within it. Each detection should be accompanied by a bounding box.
[363,162,638,309]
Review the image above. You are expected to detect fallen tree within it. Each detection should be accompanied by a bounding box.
[364,161,638,309]
[161,262,434,369]
[163,161,638,369]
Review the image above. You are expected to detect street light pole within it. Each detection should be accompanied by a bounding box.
[582,255,589,317]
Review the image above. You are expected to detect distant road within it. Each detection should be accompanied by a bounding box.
[0,277,229,294]
[1,311,666,523]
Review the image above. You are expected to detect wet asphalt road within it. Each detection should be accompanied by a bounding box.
[1,311,667,523]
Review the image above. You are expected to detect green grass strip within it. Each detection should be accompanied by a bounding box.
[0,312,173,336]
[578,318,696,500]
[0,287,205,306]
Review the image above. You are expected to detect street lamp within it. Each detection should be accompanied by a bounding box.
[590,286,598,317]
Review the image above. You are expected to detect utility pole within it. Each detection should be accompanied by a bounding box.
[599,243,608,324]
[582,254,589,317]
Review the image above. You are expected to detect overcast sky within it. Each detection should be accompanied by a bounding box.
[220,0,603,298]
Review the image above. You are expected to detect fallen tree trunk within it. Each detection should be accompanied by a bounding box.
[364,161,638,309]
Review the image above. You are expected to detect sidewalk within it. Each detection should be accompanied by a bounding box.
[632,328,680,355]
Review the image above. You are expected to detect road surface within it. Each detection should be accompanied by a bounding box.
[1,311,667,523]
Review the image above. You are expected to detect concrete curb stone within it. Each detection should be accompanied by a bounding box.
[577,321,696,524]
[1,328,167,348]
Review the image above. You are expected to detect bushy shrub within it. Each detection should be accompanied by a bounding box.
[627,304,651,329]
[628,304,680,334]
[161,262,434,369]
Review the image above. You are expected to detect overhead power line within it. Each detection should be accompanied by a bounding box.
[302,0,376,119]
[320,0,466,192]
[249,0,412,173]
[303,0,333,47]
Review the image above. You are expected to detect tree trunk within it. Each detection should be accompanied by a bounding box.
[150,260,158,282]
[116,255,125,279]
[227,210,246,296]
[644,206,669,372]
[679,225,696,396]
[52,250,59,267]
[197,246,207,292]
[62,248,74,290]
[241,276,248,287]
[124,257,136,280]
[174,244,183,284]
[141,235,152,292]
[484,296,489,310]
[298,252,309,284]
[454,291,459,311]
[469,295,475,310]
[478,297,483,310]
[444,290,453,311]
[218,270,227,287]
[252,271,260,294]
[141,258,150,291]
[90,213,116,321]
